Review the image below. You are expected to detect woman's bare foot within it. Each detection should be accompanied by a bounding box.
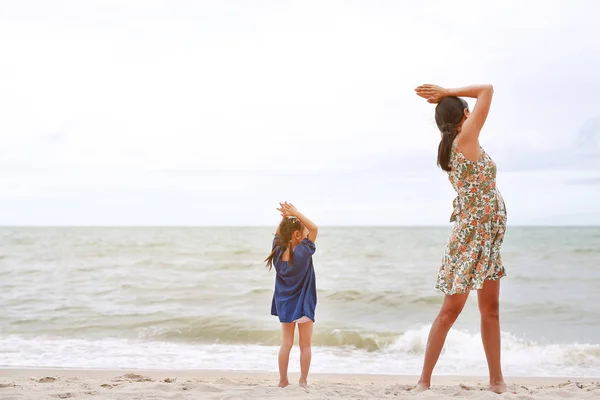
[489,381,509,394]
[414,381,430,393]
[278,380,289,388]
[299,379,308,388]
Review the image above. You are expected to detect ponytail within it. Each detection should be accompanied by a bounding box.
[265,236,284,271]
[437,122,460,172]
[264,217,301,271]
[434,96,468,172]
[287,240,294,267]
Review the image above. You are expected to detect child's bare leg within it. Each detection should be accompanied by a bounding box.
[298,321,314,387]
[278,322,295,387]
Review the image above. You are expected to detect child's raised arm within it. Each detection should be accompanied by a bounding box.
[277,202,318,243]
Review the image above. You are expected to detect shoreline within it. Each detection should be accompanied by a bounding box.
[1,367,599,381]
[1,368,598,399]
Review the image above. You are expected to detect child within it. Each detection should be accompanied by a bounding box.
[264,201,318,388]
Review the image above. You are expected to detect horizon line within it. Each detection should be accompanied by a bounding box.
[1,225,599,228]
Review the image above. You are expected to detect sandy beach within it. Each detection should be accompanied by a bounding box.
[0,369,598,399]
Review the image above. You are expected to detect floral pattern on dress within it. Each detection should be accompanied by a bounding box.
[436,139,507,295]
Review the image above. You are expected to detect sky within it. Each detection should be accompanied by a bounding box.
[0,0,599,226]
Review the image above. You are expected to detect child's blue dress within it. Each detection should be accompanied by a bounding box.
[270,237,317,323]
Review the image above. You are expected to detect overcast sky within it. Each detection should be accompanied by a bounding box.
[0,0,598,226]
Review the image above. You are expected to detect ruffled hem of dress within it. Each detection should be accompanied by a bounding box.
[435,273,506,295]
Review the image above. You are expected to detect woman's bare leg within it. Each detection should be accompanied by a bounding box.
[416,291,470,392]
[297,321,314,388]
[278,322,295,387]
[477,279,508,393]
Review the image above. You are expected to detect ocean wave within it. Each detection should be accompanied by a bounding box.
[141,318,398,351]
[4,314,398,351]
[1,326,599,376]
[233,248,255,255]
[13,313,600,371]
[385,325,600,372]
[324,290,441,307]
[572,248,600,253]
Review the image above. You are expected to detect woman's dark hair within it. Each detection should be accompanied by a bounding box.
[265,217,304,271]
[435,96,469,172]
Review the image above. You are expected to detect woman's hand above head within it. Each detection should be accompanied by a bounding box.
[415,83,494,161]
[415,84,449,104]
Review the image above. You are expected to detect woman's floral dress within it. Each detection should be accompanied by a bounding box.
[436,139,507,295]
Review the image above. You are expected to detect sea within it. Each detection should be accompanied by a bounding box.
[0,227,599,377]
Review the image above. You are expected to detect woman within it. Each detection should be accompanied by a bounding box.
[414,84,508,394]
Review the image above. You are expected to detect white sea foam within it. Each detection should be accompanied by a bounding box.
[2,326,599,377]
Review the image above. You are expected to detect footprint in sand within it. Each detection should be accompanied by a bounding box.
[120,373,152,382]
[100,383,120,389]
[213,378,233,385]
[53,393,73,399]
[37,377,58,383]
[195,384,224,393]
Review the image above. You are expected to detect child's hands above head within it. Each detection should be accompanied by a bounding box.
[276,201,318,243]
[277,201,299,218]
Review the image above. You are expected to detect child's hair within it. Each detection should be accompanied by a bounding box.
[264,217,304,271]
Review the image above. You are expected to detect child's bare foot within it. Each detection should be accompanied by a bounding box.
[299,379,308,388]
[414,381,430,393]
[278,380,289,388]
[489,381,509,394]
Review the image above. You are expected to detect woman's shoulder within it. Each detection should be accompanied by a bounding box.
[452,136,485,167]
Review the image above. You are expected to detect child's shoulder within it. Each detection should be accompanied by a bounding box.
[300,238,316,247]
[295,238,316,257]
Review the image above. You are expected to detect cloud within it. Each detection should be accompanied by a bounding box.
[576,116,600,152]
[565,177,600,186]
[0,0,599,225]
[42,124,72,144]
